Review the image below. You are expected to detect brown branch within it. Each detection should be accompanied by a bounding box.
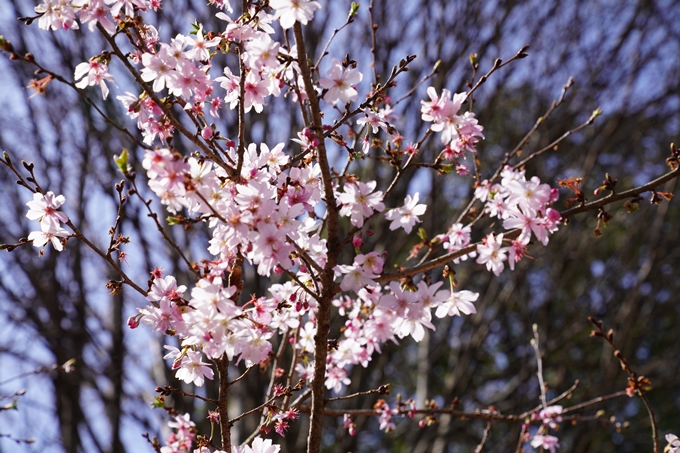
[215,357,231,452]
[325,385,389,403]
[474,421,492,453]
[292,21,341,453]
[588,318,659,453]
[561,166,680,218]
[465,45,529,101]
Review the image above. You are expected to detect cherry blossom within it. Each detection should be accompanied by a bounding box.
[538,405,563,429]
[28,222,69,251]
[356,109,391,135]
[319,58,362,105]
[74,59,116,99]
[269,0,321,29]
[337,181,385,227]
[35,0,79,31]
[141,46,176,92]
[666,434,680,453]
[476,232,508,276]
[75,0,117,34]
[530,434,560,453]
[435,290,478,318]
[26,191,69,227]
[174,349,215,386]
[185,25,221,61]
[384,192,427,233]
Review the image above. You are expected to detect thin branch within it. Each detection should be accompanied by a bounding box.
[312,8,356,71]
[325,385,388,403]
[561,390,628,414]
[394,60,440,107]
[531,324,548,409]
[127,175,199,277]
[512,108,600,170]
[474,421,492,453]
[228,365,256,387]
[561,166,680,218]
[229,394,279,425]
[465,45,529,101]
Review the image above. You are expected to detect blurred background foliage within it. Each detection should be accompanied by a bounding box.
[0,0,678,452]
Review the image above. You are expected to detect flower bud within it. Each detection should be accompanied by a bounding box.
[127,315,140,329]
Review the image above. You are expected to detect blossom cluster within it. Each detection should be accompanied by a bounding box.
[421,86,485,172]
[25,191,70,251]
[161,412,281,453]
[474,166,561,275]
[528,405,563,453]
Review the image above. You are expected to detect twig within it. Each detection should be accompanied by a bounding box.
[531,324,548,409]
[326,385,389,403]
[228,365,256,387]
[155,385,217,404]
[368,0,379,85]
[588,317,659,453]
[394,60,440,107]
[465,46,529,101]
[561,390,628,414]
[474,421,492,453]
[512,108,600,170]
[126,175,199,277]
[312,6,357,72]
[229,394,279,424]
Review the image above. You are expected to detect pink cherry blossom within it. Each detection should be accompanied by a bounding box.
[26,191,69,227]
[269,0,321,29]
[384,192,427,233]
[76,0,117,34]
[356,109,390,135]
[666,434,680,453]
[530,434,560,453]
[539,405,563,429]
[74,59,116,100]
[243,33,281,71]
[28,222,69,251]
[435,289,478,318]
[476,232,508,276]
[337,181,385,228]
[319,58,362,105]
[185,25,221,61]
[141,46,176,92]
[35,0,79,31]
[175,349,215,386]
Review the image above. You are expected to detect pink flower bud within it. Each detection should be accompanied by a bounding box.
[547,207,562,222]
[274,265,284,274]
[127,315,140,329]
[201,126,213,140]
[352,235,363,248]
